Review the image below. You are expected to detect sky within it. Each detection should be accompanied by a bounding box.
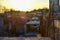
[0,0,49,11]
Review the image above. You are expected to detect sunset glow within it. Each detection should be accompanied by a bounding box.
[0,0,49,11]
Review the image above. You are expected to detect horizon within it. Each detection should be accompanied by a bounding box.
[0,0,49,13]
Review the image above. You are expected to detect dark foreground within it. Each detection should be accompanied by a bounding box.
[0,37,52,40]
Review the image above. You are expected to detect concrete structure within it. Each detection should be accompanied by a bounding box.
[0,13,4,27]
[49,0,59,14]
[42,0,60,40]
[40,0,60,40]
[3,11,26,36]
[24,17,40,36]
[0,13,4,36]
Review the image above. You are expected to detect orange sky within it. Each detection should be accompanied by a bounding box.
[0,0,49,12]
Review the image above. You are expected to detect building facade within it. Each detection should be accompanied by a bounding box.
[49,0,59,14]
[40,0,60,40]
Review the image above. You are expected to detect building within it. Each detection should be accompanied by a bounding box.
[24,17,40,36]
[3,11,26,36]
[49,0,59,14]
[0,13,4,36]
[41,0,60,40]
[40,0,60,40]
[0,13,4,27]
